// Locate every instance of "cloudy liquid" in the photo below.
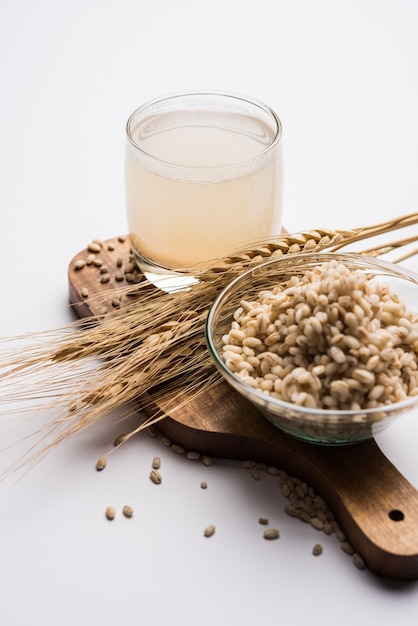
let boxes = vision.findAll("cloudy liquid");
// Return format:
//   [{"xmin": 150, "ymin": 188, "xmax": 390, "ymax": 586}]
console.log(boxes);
[{"xmin": 125, "ymin": 109, "xmax": 283, "ymax": 270}]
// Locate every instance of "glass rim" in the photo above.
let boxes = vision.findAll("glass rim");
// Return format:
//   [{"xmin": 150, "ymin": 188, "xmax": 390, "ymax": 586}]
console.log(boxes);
[{"xmin": 125, "ymin": 89, "xmax": 282, "ymax": 174}]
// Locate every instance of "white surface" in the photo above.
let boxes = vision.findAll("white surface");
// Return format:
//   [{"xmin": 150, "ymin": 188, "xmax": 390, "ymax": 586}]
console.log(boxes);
[{"xmin": 1, "ymin": 1, "xmax": 418, "ymax": 624}]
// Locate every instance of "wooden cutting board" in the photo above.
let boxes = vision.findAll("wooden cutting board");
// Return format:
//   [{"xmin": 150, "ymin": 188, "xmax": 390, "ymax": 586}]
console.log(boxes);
[{"xmin": 68, "ymin": 235, "xmax": 418, "ymax": 581}]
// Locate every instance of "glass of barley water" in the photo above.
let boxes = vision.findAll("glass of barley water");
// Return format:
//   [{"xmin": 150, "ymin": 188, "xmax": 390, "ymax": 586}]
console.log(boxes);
[{"xmin": 125, "ymin": 91, "xmax": 283, "ymax": 289}]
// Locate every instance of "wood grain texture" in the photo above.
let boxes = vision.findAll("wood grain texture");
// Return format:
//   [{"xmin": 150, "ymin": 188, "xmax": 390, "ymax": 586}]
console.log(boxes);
[{"xmin": 68, "ymin": 235, "xmax": 418, "ymax": 580}]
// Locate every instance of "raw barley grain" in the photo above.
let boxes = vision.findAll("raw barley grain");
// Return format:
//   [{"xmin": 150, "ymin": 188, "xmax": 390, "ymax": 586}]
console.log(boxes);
[
  {"xmin": 105, "ymin": 506, "xmax": 116, "ymax": 521},
  {"xmin": 263, "ymin": 529, "xmax": 280, "ymax": 540},
  {"xmin": 250, "ymin": 467, "xmax": 261, "ymax": 480},
  {"xmin": 186, "ymin": 451, "xmax": 200, "ymax": 460},
  {"xmin": 221, "ymin": 259, "xmax": 418, "ymax": 410},
  {"xmin": 95, "ymin": 456, "xmax": 107, "ymax": 471},
  {"xmin": 204, "ymin": 525, "xmax": 216, "ymax": 537},
  {"xmin": 150, "ymin": 469, "xmax": 162, "ymax": 484},
  {"xmin": 87, "ymin": 242, "xmax": 101, "ymax": 253},
  {"xmin": 312, "ymin": 544, "xmax": 323, "ymax": 556},
  {"xmin": 122, "ymin": 505, "xmax": 134, "ymax": 518},
  {"xmin": 113, "ymin": 433, "xmax": 127, "ymax": 447},
  {"xmin": 341, "ymin": 541, "xmax": 355, "ymax": 555},
  {"xmin": 310, "ymin": 516, "xmax": 324, "ymax": 531},
  {"xmin": 152, "ymin": 456, "xmax": 161, "ymax": 469},
  {"xmin": 353, "ymin": 553, "xmax": 366, "ymax": 570}
]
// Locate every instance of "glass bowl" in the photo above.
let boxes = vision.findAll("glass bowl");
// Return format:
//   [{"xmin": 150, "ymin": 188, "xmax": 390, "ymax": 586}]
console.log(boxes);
[{"xmin": 205, "ymin": 252, "xmax": 418, "ymax": 445}]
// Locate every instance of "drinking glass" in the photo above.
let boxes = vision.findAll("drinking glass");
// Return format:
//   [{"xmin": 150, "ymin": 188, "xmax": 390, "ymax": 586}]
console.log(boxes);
[{"xmin": 125, "ymin": 91, "xmax": 283, "ymax": 288}]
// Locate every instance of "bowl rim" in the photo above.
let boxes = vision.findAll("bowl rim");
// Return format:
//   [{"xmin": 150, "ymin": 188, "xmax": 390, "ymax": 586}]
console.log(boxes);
[{"xmin": 205, "ymin": 251, "xmax": 418, "ymax": 422}]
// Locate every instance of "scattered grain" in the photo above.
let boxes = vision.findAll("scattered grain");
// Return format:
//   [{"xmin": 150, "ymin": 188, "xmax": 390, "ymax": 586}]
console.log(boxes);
[
  {"xmin": 202, "ymin": 455, "xmax": 213, "ymax": 467},
  {"xmin": 74, "ymin": 259, "xmax": 86, "ymax": 270},
  {"xmin": 258, "ymin": 517, "xmax": 269, "ymax": 525},
  {"xmin": 122, "ymin": 505, "xmax": 134, "ymax": 518},
  {"xmin": 100, "ymin": 274, "xmax": 111, "ymax": 284},
  {"xmin": 263, "ymin": 528, "xmax": 280, "ymax": 540},
  {"xmin": 87, "ymin": 242, "xmax": 101, "ymax": 253},
  {"xmin": 312, "ymin": 543, "xmax": 323, "ymax": 556},
  {"xmin": 160, "ymin": 436, "xmax": 172, "ymax": 447},
  {"xmin": 152, "ymin": 456, "xmax": 161, "ymax": 469},
  {"xmin": 200, "ymin": 481, "xmax": 208, "ymax": 489},
  {"xmin": 204, "ymin": 525, "xmax": 216, "ymax": 537},
  {"xmin": 81, "ymin": 287, "xmax": 89, "ymax": 298},
  {"xmin": 171, "ymin": 443, "xmax": 185, "ymax": 455},
  {"xmin": 150, "ymin": 469, "xmax": 162, "ymax": 484},
  {"xmin": 105, "ymin": 506, "xmax": 116, "ymax": 521},
  {"xmin": 124, "ymin": 262, "xmax": 135, "ymax": 274},
  {"xmin": 341, "ymin": 542, "xmax": 355, "ymax": 555},
  {"xmin": 353, "ymin": 553, "xmax": 366, "ymax": 570},
  {"xmin": 250, "ymin": 467, "xmax": 261, "ymax": 480},
  {"xmin": 186, "ymin": 450, "xmax": 200, "ymax": 461}
]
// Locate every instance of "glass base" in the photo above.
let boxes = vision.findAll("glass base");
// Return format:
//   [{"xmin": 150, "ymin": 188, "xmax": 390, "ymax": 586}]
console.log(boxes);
[{"xmin": 132, "ymin": 250, "xmax": 199, "ymax": 293}]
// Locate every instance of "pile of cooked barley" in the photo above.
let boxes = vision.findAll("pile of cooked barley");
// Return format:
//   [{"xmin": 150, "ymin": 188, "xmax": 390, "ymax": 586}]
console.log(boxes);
[{"xmin": 221, "ymin": 259, "xmax": 418, "ymax": 410}]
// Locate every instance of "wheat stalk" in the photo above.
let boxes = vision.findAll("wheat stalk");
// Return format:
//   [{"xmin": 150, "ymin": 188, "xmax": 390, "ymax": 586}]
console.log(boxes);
[{"xmin": 0, "ymin": 212, "xmax": 417, "ymax": 472}]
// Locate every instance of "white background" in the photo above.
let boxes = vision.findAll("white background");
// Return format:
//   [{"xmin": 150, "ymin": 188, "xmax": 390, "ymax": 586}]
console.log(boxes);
[{"xmin": 1, "ymin": 1, "xmax": 418, "ymax": 624}]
